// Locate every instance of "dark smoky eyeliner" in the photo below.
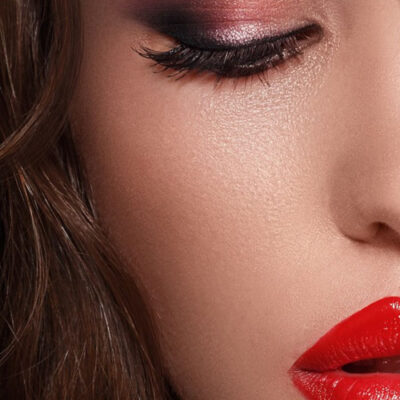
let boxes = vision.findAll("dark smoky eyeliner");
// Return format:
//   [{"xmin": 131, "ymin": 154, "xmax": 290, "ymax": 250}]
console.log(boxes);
[{"xmin": 133, "ymin": 12, "xmax": 323, "ymax": 83}]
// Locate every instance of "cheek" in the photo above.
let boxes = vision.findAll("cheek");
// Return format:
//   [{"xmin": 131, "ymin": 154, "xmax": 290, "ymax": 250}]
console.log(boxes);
[
  {"xmin": 70, "ymin": 7, "xmax": 344, "ymax": 398},
  {"xmin": 71, "ymin": 82, "xmax": 329, "ymax": 400}
]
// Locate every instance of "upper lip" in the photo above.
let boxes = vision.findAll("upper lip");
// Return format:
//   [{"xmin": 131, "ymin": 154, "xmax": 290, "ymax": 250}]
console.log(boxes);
[{"xmin": 291, "ymin": 296, "xmax": 400, "ymax": 373}]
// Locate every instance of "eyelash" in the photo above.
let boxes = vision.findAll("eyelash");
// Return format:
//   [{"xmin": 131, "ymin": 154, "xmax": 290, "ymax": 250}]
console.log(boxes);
[{"xmin": 134, "ymin": 23, "xmax": 323, "ymax": 86}]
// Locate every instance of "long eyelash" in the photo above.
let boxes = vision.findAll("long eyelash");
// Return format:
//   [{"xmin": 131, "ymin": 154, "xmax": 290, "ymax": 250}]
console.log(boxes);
[{"xmin": 134, "ymin": 23, "xmax": 323, "ymax": 87}]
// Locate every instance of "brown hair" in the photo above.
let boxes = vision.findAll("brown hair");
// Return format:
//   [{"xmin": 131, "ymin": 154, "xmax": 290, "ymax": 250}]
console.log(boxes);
[{"xmin": 0, "ymin": 1, "xmax": 175, "ymax": 398}]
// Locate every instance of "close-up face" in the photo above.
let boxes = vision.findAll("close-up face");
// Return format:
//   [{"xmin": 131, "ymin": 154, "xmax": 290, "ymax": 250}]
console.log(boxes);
[{"xmin": 71, "ymin": 1, "xmax": 400, "ymax": 399}]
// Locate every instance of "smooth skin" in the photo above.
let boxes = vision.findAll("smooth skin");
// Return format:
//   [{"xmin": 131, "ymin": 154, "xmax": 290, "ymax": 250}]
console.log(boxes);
[{"xmin": 71, "ymin": 1, "xmax": 400, "ymax": 399}]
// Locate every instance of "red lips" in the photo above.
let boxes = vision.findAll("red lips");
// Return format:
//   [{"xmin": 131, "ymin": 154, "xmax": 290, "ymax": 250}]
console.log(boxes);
[{"xmin": 290, "ymin": 297, "xmax": 400, "ymax": 400}]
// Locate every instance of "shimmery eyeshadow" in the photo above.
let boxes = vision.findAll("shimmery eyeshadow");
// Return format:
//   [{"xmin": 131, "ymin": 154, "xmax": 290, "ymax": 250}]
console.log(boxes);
[{"xmin": 129, "ymin": 0, "xmax": 323, "ymax": 47}]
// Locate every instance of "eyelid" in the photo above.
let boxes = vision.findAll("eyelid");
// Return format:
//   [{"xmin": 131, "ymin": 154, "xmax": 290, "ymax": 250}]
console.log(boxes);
[
  {"xmin": 168, "ymin": 22, "xmax": 324, "ymax": 51},
  {"xmin": 134, "ymin": 23, "xmax": 323, "ymax": 84},
  {"xmin": 133, "ymin": 0, "xmax": 323, "ymax": 37}
]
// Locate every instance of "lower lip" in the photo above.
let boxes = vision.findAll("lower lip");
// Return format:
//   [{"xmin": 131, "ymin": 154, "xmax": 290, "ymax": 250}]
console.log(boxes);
[
  {"xmin": 290, "ymin": 297, "xmax": 400, "ymax": 400},
  {"xmin": 290, "ymin": 369, "xmax": 400, "ymax": 400}
]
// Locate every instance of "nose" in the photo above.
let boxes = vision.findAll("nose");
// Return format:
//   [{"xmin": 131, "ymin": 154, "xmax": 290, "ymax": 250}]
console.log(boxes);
[
  {"xmin": 330, "ymin": 6, "xmax": 400, "ymax": 247},
  {"xmin": 331, "ymin": 150, "xmax": 400, "ymax": 246}
]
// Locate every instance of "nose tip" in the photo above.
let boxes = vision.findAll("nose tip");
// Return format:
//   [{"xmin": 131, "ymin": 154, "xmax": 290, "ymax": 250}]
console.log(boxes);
[{"xmin": 331, "ymin": 159, "xmax": 400, "ymax": 247}]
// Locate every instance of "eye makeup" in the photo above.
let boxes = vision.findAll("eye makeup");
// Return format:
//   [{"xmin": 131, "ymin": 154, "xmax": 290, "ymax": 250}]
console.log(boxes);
[
  {"xmin": 135, "ymin": 24, "xmax": 322, "ymax": 81},
  {"xmin": 130, "ymin": 0, "xmax": 324, "ymax": 47},
  {"xmin": 127, "ymin": 0, "xmax": 327, "ymax": 83}
]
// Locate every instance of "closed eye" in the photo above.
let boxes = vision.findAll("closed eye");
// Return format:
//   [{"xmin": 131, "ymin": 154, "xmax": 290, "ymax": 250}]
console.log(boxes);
[{"xmin": 134, "ymin": 23, "xmax": 324, "ymax": 86}]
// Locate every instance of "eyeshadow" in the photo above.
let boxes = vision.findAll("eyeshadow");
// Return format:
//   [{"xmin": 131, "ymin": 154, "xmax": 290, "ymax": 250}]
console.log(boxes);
[
  {"xmin": 129, "ymin": 0, "xmax": 323, "ymax": 47},
  {"xmin": 134, "ymin": 1, "xmax": 208, "ymax": 45}
]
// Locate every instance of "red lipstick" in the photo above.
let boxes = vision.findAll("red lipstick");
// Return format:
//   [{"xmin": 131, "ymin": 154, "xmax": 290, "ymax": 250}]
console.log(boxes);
[{"xmin": 290, "ymin": 297, "xmax": 400, "ymax": 400}]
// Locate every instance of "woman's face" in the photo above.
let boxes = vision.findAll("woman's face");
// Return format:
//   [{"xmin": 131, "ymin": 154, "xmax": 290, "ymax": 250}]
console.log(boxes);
[{"xmin": 71, "ymin": 1, "xmax": 400, "ymax": 399}]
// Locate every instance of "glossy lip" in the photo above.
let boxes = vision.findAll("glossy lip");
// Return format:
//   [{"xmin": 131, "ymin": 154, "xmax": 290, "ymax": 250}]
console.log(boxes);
[{"xmin": 290, "ymin": 297, "xmax": 400, "ymax": 400}]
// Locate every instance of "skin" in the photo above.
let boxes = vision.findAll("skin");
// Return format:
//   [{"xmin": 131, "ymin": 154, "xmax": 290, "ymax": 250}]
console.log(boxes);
[{"xmin": 71, "ymin": 1, "xmax": 400, "ymax": 399}]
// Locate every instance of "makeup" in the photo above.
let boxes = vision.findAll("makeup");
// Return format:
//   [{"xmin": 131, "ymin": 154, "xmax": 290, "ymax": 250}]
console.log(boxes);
[
  {"xmin": 129, "ymin": 0, "xmax": 324, "ymax": 48},
  {"xmin": 128, "ymin": 0, "xmax": 325, "ymax": 81},
  {"xmin": 290, "ymin": 297, "xmax": 400, "ymax": 400},
  {"xmin": 135, "ymin": 23, "xmax": 322, "ymax": 80}
]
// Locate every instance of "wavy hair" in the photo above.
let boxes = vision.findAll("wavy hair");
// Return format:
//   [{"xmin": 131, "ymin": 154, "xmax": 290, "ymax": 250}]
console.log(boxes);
[{"xmin": 0, "ymin": 1, "xmax": 175, "ymax": 398}]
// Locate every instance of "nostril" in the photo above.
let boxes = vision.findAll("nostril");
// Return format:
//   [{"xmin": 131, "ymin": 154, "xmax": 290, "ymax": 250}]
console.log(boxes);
[
  {"xmin": 342, "ymin": 222, "xmax": 383, "ymax": 245},
  {"xmin": 371, "ymin": 222, "xmax": 400, "ymax": 248},
  {"xmin": 373, "ymin": 222, "xmax": 386, "ymax": 237}
]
